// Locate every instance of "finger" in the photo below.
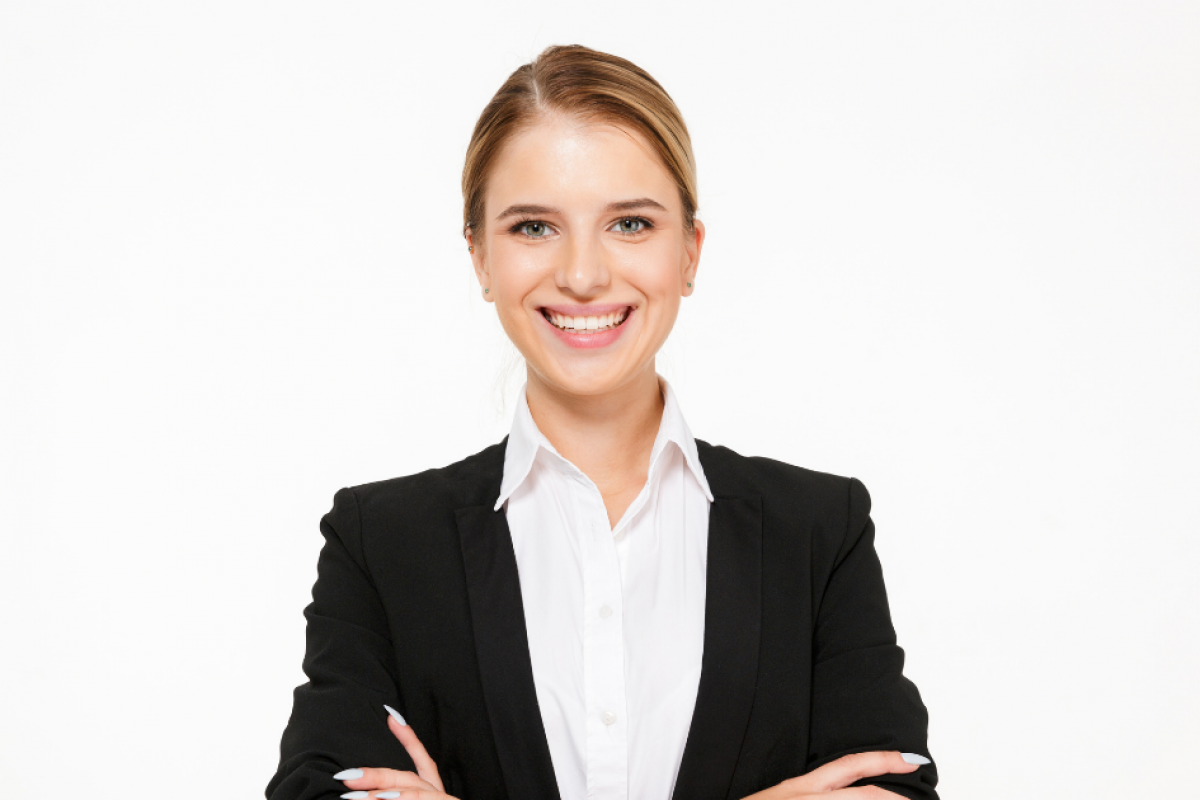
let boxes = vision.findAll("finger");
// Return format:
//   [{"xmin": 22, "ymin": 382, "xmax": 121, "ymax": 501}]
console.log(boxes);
[
  {"xmin": 822, "ymin": 787, "xmax": 909, "ymax": 799},
  {"xmin": 800, "ymin": 751, "xmax": 921, "ymax": 793},
  {"xmin": 736, "ymin": 783, "xmax": 797, "ymax": 800},
  {"xmin": 336, "ymin": 767, "xmax": 436, "ymax": 792},
  {"xmin": 384, "ymin": 706, "xmax": 444, "ymax": 792}
]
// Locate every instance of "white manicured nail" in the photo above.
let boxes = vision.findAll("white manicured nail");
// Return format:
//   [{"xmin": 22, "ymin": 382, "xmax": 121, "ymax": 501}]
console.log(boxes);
[
  {"xmin": 378, "ymin": 794, "xmax": 402, "ymax": 799},
  {"xmin": 901, "ymin": 752, "xmax": 931, "ymax": 765},
  {"xmin": 341, "ymin": 793, "xmax": 369, "ymax": 799},
  {"xmin": 333, "ymin": 769, "xmax": 364, "ymax": 780},
  {"xmin": 384, "ymin": 704, "xmax": 407, "ymax": 726}
]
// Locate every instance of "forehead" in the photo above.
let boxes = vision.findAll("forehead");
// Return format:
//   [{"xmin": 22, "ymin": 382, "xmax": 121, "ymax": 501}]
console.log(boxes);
[{"xmin": 485, "ymin": 114, "xmax": 678, "ymax": 212}]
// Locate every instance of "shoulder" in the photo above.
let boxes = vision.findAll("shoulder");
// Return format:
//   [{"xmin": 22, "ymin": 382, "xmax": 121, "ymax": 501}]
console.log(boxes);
[
  {"xmin": 696, "ymin": 439, "xmax": 873, "ymax": 565},
  {"xmin": 346, "ymin": 438, "xmax": 507, "ymax": 520},
  {"xmin": 696, "ymin": 438, "xmax": 870, "ymax": 516},
  {"xmin": 320, "ymin": 439, "xmax": 507, "ymax": 546}
]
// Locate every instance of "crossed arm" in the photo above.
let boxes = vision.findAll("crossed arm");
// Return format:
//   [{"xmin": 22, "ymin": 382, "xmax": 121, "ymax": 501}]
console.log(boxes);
[
  {"xmin": 267, "ymin": 480, "xmax": 938, "ymax": 800},
  {"xmin": 334, "ymin": 712, "xmax": 927, "ymax": 799}
]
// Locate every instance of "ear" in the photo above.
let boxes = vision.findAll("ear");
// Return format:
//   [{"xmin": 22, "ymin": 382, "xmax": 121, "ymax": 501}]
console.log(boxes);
[
  {"xmin": 682, "ymin": 218, "xmax": 705, "ymax": 297},
  {"xmin": 466, "ymin": 229, "xmax": 493, "ymax": 303}
]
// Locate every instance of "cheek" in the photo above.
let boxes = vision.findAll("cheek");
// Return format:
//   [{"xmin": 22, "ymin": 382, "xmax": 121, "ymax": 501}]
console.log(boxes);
[
  {"xmin": 647, "ymin": 295, "xmax": 682, "ymax": 336},
  {"xmin": 488, "ymin": 243, "xmax": 551, "ymax": 330},
  {"xmin": 613, "ymin": 239, "xmax": 684, "ymax": 297},
  {"xmin": 489, "ymin": 240, "xmax": 545, "ymax": 292}
]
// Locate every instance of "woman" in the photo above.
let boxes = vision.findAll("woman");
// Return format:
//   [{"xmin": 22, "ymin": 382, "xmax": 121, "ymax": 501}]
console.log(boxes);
[{"xmin": 266, "ymin": 45, "xmax": 937, "ymax": 800}]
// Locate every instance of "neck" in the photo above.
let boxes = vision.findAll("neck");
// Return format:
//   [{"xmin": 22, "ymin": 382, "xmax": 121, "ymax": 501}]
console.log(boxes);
[{"xmin": 524, "ymin": 363, "xmax": 664, "ymax": 495}]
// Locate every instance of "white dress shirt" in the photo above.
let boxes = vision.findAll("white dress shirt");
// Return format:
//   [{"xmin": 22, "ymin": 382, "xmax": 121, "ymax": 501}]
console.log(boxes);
[{"xmin": 495, "ymin": 375, "xmax": 714, "ymax": 800}]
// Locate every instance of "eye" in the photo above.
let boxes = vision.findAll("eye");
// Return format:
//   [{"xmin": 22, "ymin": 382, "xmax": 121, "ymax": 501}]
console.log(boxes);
[
  {"xmin": 513, "ymin": 220, "xmax": 553, "ymax": 238},
  {"xmin": 610, "ymin": 217, "xmax": 652, "ymax": 235}
]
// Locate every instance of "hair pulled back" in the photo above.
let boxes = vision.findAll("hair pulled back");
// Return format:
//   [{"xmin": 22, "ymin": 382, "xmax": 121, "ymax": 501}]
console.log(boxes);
[{"xmin": 462, "ymin": 44, "xmax": 698, "ymax": 237}]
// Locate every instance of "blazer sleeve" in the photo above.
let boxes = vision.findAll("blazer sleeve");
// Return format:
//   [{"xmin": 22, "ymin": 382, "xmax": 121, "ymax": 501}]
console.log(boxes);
[
  {"xmin": 265, "ymin": 487, "xmax": 417, "ymax": 800},
  {"xmin": 807, "ymin": 478, "xmax": 939, "ymax": 800}
]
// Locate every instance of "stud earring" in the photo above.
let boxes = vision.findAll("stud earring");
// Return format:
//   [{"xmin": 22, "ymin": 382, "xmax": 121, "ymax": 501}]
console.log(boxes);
[
  {"xmin": 484, "ymin": 288, "xmax": 489, "ymax": 294},
  {"xmin": 687, "ymin": 282, "xmax": 692, "ymax": 287},
  {"xmin": 469, "ymin": 246, "xmax": 474, "ymax": 253}
]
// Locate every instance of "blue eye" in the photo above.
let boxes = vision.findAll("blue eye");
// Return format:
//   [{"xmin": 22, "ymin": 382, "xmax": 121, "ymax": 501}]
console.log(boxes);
[{"xmin": 611, "ymin": 217, "xmax": 650, "ymax": 234}]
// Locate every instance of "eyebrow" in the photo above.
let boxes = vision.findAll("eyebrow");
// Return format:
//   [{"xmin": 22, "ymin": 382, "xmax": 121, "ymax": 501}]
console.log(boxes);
[
  {"xmin": 606, "ymin": 197, "xmax": 667, "ymax": 213},
  {"xmin": 494, "ymin": 197, "xmax": 667, "ymax": 221},
  {"xmin": 495, "ymin": 204, "xmax": 557, "ymax": 221}
]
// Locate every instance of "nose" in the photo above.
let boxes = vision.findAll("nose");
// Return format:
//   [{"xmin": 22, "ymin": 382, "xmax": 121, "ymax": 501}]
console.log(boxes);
[{"xmin": 555, "ymin": 231, "xmax": 610, "ymax": 297}]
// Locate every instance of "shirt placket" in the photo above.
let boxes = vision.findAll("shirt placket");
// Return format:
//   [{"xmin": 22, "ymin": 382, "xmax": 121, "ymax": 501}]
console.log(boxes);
[{"xmin": 570, "ymin": 468, "xmax": 628, "ymax": 800}]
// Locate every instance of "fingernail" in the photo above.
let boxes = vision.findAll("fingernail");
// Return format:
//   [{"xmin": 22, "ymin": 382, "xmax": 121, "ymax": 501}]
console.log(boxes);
[
  {"xmin": 377, "ymin": 794, "xmax": 401, "ymax": 799},
  {"xmin": 340, "ymin": 793, "xmax": 369, "ymax": 799},
  {"xmin": 901, "ymin": 752, "xmax": 931, "ymax": 765},
  {"xmin": 384, "ymin": 704, "xmax": 407, "ymax": 726},
  {"xmin": 333, "ymin": 768, "xmax": 364, "ymax": 780}
]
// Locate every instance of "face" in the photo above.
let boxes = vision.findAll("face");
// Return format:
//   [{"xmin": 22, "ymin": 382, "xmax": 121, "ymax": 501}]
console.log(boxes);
[{"xmin": 468, "ymin": 114, "xmax": 704, "ymax": 399}]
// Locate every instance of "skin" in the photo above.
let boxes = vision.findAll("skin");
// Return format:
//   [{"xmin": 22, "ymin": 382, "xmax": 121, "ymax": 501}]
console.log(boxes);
[
  {"xmin": 338, "ymin": 113, "xmax": 918, "ymax": 798},
  {"xmin": 335, "ymin": 715, "xmax": 921, "ymax": 799},
  {"xmin": 469, "ymin": 112, "xmax": 703, "ymax": 527}
]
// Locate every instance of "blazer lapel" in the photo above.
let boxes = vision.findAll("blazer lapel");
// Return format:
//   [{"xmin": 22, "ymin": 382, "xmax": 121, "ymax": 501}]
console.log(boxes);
[
  {"xmin": 455, "ymin": 439, "xmax": 561, "ymax": 800},
  {"xmin": 454, "ymin": 436, "xmax": 761, "ymax": 800},
  {"xmin": 672, "ymin": 441, "xmax": 764, "ymax": 800}
]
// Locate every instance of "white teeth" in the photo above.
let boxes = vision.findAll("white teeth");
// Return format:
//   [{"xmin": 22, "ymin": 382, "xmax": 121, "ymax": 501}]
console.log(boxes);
[{"xmin": 544, "ymin": 308, "xmax": 630, "ymax": 332}]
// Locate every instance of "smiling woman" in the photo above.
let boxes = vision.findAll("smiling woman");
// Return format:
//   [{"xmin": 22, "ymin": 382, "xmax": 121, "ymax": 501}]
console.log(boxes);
[
  {"xmin": 266, "ymin": 45, "xmax": 938, "ymax": 800},
  {"xmin": 471, "ymin": 111, "xmax": 700, "ymax": 403}
]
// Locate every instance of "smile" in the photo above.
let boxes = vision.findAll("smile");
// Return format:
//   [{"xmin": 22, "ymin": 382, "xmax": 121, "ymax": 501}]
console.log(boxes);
[{"xmin": 540, "ymin": 306, "xmax": 631, "ymax": 333}]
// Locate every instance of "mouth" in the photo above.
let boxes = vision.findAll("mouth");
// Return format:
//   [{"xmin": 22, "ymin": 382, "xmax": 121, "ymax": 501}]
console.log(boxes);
[{"xmin": 539, "ymin": 306, "xmax": 632, "ymax": 334}]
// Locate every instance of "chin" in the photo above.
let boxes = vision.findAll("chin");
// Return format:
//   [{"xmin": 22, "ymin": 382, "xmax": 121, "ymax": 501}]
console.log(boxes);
[{"xmin": 532, "ymin": 355, "xmax": 653, "ymax": 398}]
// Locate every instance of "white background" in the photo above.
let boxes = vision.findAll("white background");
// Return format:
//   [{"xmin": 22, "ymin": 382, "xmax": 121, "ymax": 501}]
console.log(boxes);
[{"xmin": 2, "ymin": 2, "xmax": 1197, "ymax": 798}]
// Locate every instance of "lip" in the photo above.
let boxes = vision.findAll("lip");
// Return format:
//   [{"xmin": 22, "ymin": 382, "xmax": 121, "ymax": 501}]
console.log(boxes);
[
  {"xmin": 539, "ymin": 302, "xmax": 631, "ymax": 316},
  {"xmin": 537, "ymin": 303, "xmax": 635, "ymax": 350}
]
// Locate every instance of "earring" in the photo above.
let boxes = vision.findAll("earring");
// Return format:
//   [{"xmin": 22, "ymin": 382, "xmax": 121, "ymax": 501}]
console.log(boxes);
[
  {"xmin": 469, "ymin": 246, "xmax": 474, "ymax": 253},
  {"xmin": 687, "ymin": 282, "xmax": 692, "ymax": 287},
  {"xmin": 484, "ymin": 288, "xmax": 489, "ymax": 294}
]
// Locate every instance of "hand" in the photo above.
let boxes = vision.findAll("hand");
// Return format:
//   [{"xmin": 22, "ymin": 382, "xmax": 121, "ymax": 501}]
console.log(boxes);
[
  {"xmin": 333, "ymin": 705, "xmax": 460, "ymax": 800},
  {"xmin": 740, "ymin": 751, "xmax": 927, "ymax": 799}
]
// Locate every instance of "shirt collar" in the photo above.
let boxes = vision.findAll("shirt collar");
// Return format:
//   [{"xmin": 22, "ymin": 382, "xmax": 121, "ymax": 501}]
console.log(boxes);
[{"xmin": 494, "ymin": 375, "xmax": 714, "ymax": 511}]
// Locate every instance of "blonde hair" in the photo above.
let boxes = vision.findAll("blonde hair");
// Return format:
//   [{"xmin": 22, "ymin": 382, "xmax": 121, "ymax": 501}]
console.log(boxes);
[{"xmin": 462, "ymin": 44, "xmax": 698, "ymax": 237}]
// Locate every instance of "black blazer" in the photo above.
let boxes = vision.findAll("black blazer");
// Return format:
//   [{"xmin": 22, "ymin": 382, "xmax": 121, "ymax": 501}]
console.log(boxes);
[{"xmin": 266, "ymin": 438, "xmax": 938, "ymax": 800}]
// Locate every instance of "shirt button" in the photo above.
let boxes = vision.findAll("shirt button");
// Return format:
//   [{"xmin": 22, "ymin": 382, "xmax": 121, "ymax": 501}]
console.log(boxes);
[
  {"xmin": 599, "ymin": 605, "xmax": 612, "ymax": 619},
  {"xmin": 601, "ymin": 711, "xmax": 617, "ymax": 726}
]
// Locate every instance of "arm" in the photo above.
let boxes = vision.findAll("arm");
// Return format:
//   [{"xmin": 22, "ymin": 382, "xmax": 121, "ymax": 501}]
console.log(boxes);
[
  {"xmin": 266, "ymin": 487, "xmax": 417, "ymax": 800},
  {"xmin": 805, "ymin": 478, "xmax": 938, "ymax": 800}
]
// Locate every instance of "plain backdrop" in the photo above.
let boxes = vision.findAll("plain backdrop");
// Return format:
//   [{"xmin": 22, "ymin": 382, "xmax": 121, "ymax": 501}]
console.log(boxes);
[{"xmin": 2, "ymin": 2, "xmax": 1197, "ymax": 798}]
